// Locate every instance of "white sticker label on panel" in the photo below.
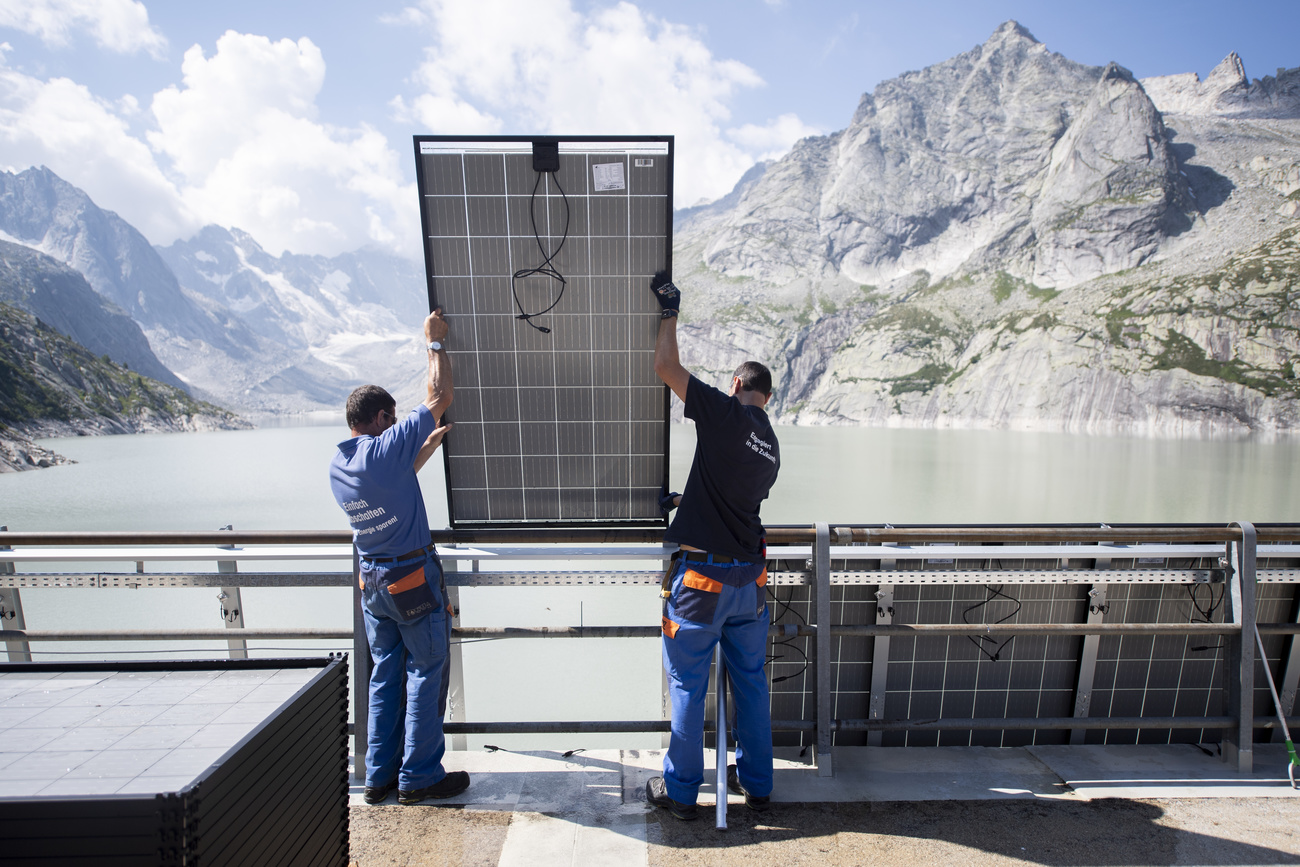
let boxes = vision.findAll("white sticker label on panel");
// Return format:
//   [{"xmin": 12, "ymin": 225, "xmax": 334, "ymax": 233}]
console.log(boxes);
[
  {"xmin": 592, "ymin": 162, "xmax": 626, "ymax": 192},
  {"xmin": 634, "ymin": 158, "xmax": 654, "ymax": 167}
]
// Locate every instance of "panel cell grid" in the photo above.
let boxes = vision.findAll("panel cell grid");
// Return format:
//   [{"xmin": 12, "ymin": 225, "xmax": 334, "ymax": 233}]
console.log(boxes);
[
  {"xmin": 415, "ymin": 137, "xmax": 673, "ymax": 527},
  {"xmin": 881, "ymin": 583, "xmax": 1086, "ymax": 747}
]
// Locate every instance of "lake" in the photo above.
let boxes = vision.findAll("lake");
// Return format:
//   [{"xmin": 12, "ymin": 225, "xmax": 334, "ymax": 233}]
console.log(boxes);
[{"xmin": 3, "ymin": 421, "xmax": 1297, "ymax": 749}]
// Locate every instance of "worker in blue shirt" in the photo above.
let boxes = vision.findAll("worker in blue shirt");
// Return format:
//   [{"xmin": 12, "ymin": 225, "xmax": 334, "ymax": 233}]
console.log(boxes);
[
  {"xmin": 645, "ymin": 273, "xmax": 781, "ymax": 820},
  {"xmin": 328, "ymin": 308, "xmax": 469, "ymax": 805}
]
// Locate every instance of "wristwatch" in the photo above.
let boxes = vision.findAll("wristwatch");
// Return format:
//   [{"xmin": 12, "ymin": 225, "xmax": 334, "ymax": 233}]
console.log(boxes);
[{"xmin": 427, "ymin": 340, "xmax": 442, "ymax": 351}]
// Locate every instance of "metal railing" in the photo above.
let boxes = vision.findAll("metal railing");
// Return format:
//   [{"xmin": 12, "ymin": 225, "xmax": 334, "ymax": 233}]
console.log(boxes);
[{"xmin": 3, "ymin": 523, "xmax": 1300, "ymax": 780}]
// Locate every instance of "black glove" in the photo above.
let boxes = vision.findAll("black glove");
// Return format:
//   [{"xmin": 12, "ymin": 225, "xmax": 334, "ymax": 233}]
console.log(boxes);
[
  {"xmin": 650, "ymin": 270, "xmax": 680, "ymax": 313},
  {"xmin": 659, "ymin": 490, "xmax": 681, "ymax": 514}
]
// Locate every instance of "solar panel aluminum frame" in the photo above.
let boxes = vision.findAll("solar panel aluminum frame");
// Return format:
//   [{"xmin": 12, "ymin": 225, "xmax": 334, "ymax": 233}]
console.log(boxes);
[{"xmin": 413, "ymin": 135, "xmax": 675, "ymax": 530}]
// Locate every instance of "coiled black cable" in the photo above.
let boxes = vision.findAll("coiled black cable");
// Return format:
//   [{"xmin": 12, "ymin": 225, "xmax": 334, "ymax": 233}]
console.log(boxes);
[{"xmin": 511, "ymin": 171, "xmax": 570, "ymax": 333}]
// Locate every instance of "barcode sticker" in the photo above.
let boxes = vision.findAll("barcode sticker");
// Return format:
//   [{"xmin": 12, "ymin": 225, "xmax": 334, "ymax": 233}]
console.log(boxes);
[{"xmin": 634, "ymin": 158, "xmax": 654, "ymax": 168}]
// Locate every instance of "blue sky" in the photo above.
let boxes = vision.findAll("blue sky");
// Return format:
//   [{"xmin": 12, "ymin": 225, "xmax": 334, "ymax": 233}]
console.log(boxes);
[{"xmin": 1, "ymin": 0, "xmax": 1296, "ymax": 259}]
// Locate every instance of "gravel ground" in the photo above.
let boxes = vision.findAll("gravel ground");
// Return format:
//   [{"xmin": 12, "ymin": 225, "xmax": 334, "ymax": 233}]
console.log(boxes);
[
  {"xmin": 351, "ymin": 797, "xmax": 1300, "ymax": 866},
  {"xmin": 644, "ymin": 798, "xmax": 1300, "ymax": 867}
]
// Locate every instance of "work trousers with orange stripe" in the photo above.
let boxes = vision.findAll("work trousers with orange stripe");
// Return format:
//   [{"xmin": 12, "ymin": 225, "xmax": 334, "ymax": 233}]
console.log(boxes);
[
  {"xmin": 661, "ymin": 558, "xmax": 773, "ymax": 805},
  {"xmin": 359, "ymin": 550, "xmax": 451, "ymax": 792}
]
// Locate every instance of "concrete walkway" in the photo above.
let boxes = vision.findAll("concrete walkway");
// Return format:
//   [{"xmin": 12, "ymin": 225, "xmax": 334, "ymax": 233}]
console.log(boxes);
[{"xmin": 347, "ymin": 744, "xmax": 1300, "ymax": 866}]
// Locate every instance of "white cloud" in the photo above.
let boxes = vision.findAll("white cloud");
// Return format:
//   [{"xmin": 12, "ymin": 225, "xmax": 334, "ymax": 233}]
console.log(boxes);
[
  {"xmin": 148, "ymin": 31, "xmax": 417, "ymax": 257},
  {"xmin": 729, "ymin": 112, "xmax": 821, "ymax": 160},
  {"xmin": 0, "ymin": 0, "xmax": 166, "ymax": 57},
  {"xmin": 392, "ymin": 0, "xmax": 818, "ymax": 206},
  {"xmin": 0, "ymin": 55, "xmax": 197, "ymax": 243}
]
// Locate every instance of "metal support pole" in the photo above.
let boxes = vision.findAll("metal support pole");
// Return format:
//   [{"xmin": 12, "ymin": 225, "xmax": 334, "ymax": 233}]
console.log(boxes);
[
  {"xmin": 217, "ymin": 525, "xmax": 246, "ymax": 660},
  {"xmin": 813, "ymin": 522, "xmax": 833, "ymax": 776},
  {"xmin": 1071, "ymin": 582, "xmax": 1108, "ymax": 745},
  {"xmin": 351, "ymin": 544, "xmax": 368, "ymax": 782},
  {"xmin": 1223, "ymin": 522, "xmax": 1257, "ymax": 773},
  {"xmin": 443, "ymin": 548, "xmax": 467, "ymax": 752},
  {"xmin": 0, "ymin": 527, "xmax": 29, "ymax": 663},
  {"xmin": 867, "ymin": 582, "xmax": 893, "ymax": 747},
  {"xmin": 715, "ymin": 645, "xmax": 728, "ymax": 830}
]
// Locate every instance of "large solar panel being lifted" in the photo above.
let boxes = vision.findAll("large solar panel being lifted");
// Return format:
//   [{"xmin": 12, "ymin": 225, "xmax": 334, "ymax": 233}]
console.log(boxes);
[{"xmin": 414, "ymin": 136, "xmax": 673, "ymax": 528}]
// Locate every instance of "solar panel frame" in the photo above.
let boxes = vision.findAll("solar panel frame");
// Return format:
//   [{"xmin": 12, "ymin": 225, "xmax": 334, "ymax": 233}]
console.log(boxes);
[{"xmin": 414, "ymin": 135, "xmax": 674, "ymax": 530}]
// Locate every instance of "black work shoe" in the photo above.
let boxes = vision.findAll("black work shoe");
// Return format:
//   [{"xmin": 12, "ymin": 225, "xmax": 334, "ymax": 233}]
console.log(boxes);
[
  {"xmin": 398, "ymin": 770, "xmax": 470, "ymax": 805},
  {"xmin": 726, "ymin": 764, "xmax": 771, "ymax": 811},
  {"xmin": 363, "ymin": 778, "xmax": 397, "ymax": 804},
  {"xmin": 646, "ymin": 776, "xmax": 698, "ymax": 821}
]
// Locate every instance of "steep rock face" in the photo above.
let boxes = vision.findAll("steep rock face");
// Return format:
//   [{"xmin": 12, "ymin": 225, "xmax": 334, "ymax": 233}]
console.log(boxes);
[
  {"xmin": 1028, "ymin": 63, "xmax": 1189, "ymax": 286},
  {"xmin": 0, "ymin": 240, "xmax": 182, "ymax": 387},
  {"xmin": 1142, "ymin": 54, "xmax": 1300, "ymax": 118},
  {"xmin": 681, "ymin": 22, "xmax": 1188, "ymax": 302},
  {"xmin": 0, "ymin": 168, "xmax": 220, "ymax": 345},
  {"xmin": 670, "ymin": 21, "xmax": 1300, "ymax": 437}
]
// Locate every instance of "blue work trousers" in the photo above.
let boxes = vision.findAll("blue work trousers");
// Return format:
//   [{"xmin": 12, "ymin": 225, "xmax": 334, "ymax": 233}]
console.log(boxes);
[
  {"xmin": 360, "ymin": 551, "xmax": 451, "ymax": 791},
  {"xmin": 661, "ymin": 559, "xmax": 773, "ymax": 805}
]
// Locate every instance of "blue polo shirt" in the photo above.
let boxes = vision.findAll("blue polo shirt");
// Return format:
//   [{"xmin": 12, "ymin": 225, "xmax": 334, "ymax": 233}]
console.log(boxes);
[{"xmin": 329, "ymin": 404, "xmax": 436, "ymax": 559}]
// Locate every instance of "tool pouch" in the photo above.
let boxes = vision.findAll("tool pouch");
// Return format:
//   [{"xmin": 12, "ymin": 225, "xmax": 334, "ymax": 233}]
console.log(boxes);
[{"xmin": 369, "ymin": 559, "xmax": 439, "ymax": 623}]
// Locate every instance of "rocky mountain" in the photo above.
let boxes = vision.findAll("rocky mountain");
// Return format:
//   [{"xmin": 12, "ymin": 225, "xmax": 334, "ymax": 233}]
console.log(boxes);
[
  {"xmin": 0, "ymin": 301, "xmax": 250, "ymax": 472},
  {"xmin": 154, "ymin": 226, "xmax": 430, "ymax": 412},
  {"xmin": 0, "ymin": 167, "xmax": 432, "ymax": 414},
  {"xmin": 672, "ymin": 21, "xmax": 1300, "ymax": 436},
  {"xmin": 0, "ymin": 240, "xmax": 182, "ymax": 387}
]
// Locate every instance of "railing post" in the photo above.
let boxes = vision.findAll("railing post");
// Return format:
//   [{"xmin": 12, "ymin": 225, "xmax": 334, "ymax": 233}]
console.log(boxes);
[
  {"xmin": 813, "ymin": 522, "xmax": 833, "ymax": 776},
  {"xmin": 1, "ymin": 526, "xmax": 31, "ymax": 663},
  {"xmin": 1071, "ymin": 581, "xmax": 1108, "ymax": 745},
  {"xmin": 352, "ymin": 543, "xmax": 368, "ymax": 781},
  {"xmin": 443, "ymin": 547, "xmax": 467, "ymax": 752},
  {"xmin": 217, "ymin": 525, "xmax": 246, "ymax": 660},
  {"xmin": 867, "ymin": 582, "xmax": 893, "ymax": 748},
  {"xmin": 1223, "ymin": 522, "xmax": 1257, "ymax": 773}
]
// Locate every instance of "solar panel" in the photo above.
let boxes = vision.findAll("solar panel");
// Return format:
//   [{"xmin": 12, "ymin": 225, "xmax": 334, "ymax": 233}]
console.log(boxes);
[{"xmin": 413, "ymin": 136, "xmax": 674, "ymax": 528}]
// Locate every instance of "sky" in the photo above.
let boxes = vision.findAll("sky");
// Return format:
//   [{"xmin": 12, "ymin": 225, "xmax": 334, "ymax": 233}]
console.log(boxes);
[{"xmin": 1, "ymin": 0, "xmax": 1297, "ymax": 261}]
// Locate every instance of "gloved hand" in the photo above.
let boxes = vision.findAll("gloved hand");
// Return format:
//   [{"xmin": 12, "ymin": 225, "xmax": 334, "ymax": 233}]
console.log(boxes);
[
  {"xmin": 650, "ymin": 270, "xmax": 680, "ymax": 314},
  {"xmin": 659, "ymin": 490, "xmax": 681, "ymax": 514}
]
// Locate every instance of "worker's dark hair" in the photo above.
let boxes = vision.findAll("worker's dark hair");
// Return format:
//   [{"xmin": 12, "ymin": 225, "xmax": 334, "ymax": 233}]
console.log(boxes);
[
  {"xmin": 733, "ymin": 361, "xmax": 772, "ymax": 396},
  {"xmin": 346, "ymin": 385, "xmax": 396, "ymax": 430}
]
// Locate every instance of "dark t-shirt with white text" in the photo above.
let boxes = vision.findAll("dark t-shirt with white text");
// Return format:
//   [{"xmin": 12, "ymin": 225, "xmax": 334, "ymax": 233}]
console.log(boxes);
[{"xmin": 664, "ymin": 375, "xmax": 780, "ymax": 562}]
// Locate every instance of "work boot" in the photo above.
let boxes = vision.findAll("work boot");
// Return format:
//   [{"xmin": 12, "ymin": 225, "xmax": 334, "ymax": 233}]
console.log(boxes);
[
  {"xmin": 726, "ymin": 764, "xmax": 771, "ymax": 811},
  {"xmin": 363, "ymin": 779, "xmax": 397, "ymax": 805},
  {"xmin": 646, "ymin": 776, "xmax": 698, "ymax": 820},
  {"xmin": 398, "ymin": 770, "xmax": 470, "ymax": 805}
]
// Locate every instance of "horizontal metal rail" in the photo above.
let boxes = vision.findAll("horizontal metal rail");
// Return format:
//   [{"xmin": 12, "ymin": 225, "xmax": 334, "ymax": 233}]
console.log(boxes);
[
  {"xmin": 3, "ymin": 523, "xmax": 1298, "ymax": 547},
  {"xmin": 439, "ymin": 715, "xmax": 1300, "ymax": 734},
  {"xmin": 15, "ymin": 622, "xmax": 1300, "ymax": 643},
  {"xmin": 8, "ymin": 569, "xmax": 1300, "ymax": 590}
]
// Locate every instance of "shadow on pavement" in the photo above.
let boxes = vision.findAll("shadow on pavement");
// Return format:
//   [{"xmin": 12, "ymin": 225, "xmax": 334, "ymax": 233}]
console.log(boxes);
[{"xmin": 646, "ymin": 798, "xmax": 1300, "ymax": 866}]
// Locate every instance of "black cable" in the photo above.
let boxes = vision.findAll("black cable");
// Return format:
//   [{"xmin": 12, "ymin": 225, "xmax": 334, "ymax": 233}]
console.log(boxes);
[
  {"xmin": 1185, "ymin": 581, "xmax": 1223, "ymax": 623},
  {"xmin": 511, "ymin": 171, "xmax": 570, "ymax": 333},
  {"xmin": 766, "ymin": 584, "xmax": 810, "ymax": 684},
  {"xmin": 963, "ymin": 584, "xmax": 1022, "ymax": 662}
]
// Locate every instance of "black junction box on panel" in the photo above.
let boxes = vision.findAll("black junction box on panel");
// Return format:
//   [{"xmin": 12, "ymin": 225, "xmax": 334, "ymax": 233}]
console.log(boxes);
[{"xmin": 532, "ymin": 140, "xmax": 560, "ymax": 173}]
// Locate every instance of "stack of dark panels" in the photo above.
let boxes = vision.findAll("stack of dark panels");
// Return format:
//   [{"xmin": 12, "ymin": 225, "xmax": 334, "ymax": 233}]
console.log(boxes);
[
  {"xmin": 0, "ymin": 657, "xmax": 348, "ymax": 866},
  {"xmin": 414, "ymin": 135, "xmax": 673, "ymax": 529}
]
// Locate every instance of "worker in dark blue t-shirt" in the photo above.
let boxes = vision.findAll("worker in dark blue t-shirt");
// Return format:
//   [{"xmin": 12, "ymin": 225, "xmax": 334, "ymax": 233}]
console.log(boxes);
[
  {"xmin": 328, "ymin": 308, "xmax": 470, "ymax": 806},
  {"xmin": 644, "ymin": 272, "xmax": 781, "ymax": 821}
]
